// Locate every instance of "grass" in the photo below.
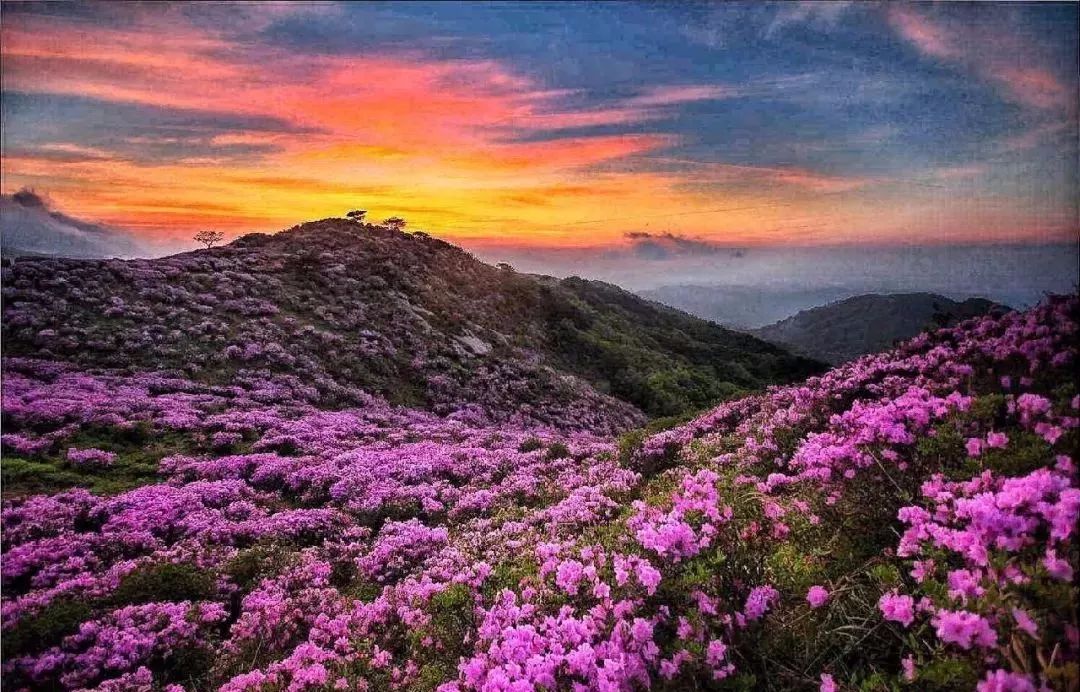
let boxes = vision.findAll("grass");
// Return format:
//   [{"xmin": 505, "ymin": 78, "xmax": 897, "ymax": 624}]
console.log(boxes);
[{"xmin": 1, "ymin": 427, "xmax": 197, "ymax": 498}]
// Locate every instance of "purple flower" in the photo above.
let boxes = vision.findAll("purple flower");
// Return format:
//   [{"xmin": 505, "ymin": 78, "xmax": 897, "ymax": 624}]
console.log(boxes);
[
  {"xmin": 806, "ymin": 585, "xmax": 829, "ymax": 608},
  {"xmin": 878, "ymin": 592, "xmax": 915, "ymax": 627},
  {"xmin": 976, "ymin": 670, "xmax": 1037, "ymax": 692}
]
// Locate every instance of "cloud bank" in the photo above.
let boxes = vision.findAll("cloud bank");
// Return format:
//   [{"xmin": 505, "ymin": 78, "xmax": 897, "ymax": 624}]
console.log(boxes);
[{"xmin": 1, "ymin": 189, "xmax": 170, "ymax": 259}]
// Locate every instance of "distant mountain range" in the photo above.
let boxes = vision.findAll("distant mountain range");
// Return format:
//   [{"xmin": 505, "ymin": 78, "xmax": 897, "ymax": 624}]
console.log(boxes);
[
  {"xmin": 0, "ymin": 189, "xmax": 153, "ymax": 259},
  {"xmin": 750, "ymin": 292, "xmax": 1008, "ymax": 364}
]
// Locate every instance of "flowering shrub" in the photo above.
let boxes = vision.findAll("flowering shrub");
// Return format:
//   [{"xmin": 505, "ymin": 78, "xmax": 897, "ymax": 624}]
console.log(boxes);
[
  {"xmin": 1, "ymin": 290, "xmax": 1076, "ymax": 690},
  {"xmin": 65, "ymin": 447, "xmax": 117, "ymax": 468}
]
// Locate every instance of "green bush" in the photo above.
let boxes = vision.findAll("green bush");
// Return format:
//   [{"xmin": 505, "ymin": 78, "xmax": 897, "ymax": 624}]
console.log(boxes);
[
  {"xmin": 545, "ymin": 442, "xmax": 570, "ymax": 460},
  {"xmin": 3, "ymin": 598, "xmax": 93, "ymax": 658},
  {"xmin": 517, "ymin": 437, "xmax": 543, "ymax": 453},
  {"xmin": 111, "ymin": 562, "xmax": 215, "ymax": 606},
  {"xmin": 223, "ymin": 544, "xmax": 295, "ymax": 592}
]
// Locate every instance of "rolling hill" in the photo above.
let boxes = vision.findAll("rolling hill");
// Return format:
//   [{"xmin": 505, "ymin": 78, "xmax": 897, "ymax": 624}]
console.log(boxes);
[
  {"xmin": 1, "ymin": 217, "xmax": 821, "ymax": 431},
  {"xmin": 751, "ymin": 292, "xmax": 1007, "ymax": 364}
]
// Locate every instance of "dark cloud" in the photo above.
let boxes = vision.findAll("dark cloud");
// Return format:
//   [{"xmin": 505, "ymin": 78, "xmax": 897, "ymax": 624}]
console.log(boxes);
[
  {"xmin": 1, "ymin": 188, "xmax": 167, "ymax": 259},
  {"xmin": 2, "ymin": 92, "xmax": 318, "ymax": 166},
  {"xmin": 623, "ymin": 231, "xmax": 743, "ymax": 260}
]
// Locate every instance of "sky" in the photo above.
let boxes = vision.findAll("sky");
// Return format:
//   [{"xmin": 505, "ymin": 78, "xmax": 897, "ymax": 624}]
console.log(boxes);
[{"xmin": 1, "ymin": 1, "xmax": 1078, "ymax": 254}]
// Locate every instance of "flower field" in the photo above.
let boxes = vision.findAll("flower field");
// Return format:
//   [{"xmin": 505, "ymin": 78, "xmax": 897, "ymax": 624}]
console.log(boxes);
[{"xmin": 2, "ymin": 285, "xmax": 1077, "ymax": 690}]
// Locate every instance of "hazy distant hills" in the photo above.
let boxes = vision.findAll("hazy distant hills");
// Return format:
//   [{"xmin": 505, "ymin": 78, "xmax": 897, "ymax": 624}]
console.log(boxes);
[
  {"xmin": 640, "ymin": 284, "xmax": 858, "ymax": 329},
  {"xmin": 1, "ymin": 217, "xmax": 821, "ymax": 430},
  {"xmin": 0, "ymin": 190, "xmax": 151, "ymax": 259},
  {"xmin": 750, "ymin": 292, "xmax": 1007, "ymax": 364}
]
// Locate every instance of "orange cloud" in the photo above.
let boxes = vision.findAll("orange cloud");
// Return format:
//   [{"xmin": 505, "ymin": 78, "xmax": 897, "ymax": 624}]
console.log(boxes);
[{"xmin": 2, "ymin": 9, "xmax": 730, "ymax": 246}]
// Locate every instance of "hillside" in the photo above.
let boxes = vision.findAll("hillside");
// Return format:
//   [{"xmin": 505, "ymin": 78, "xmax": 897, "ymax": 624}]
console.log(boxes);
[
  {"xmin": 752, "ymin": 292, "xmax": 1006, "ymax": 364},
  {"xmin": 2, "ymin": 291, "xmax": 1075, "ymax": 691},
  {"xmin": 0, "ymin": 218, "xmax": 821, "ymax": 431}
]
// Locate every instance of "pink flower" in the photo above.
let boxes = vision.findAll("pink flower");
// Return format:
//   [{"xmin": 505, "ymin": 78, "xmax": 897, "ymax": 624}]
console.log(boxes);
[
  {"xmin": 743, "ymin": 585, "xmax": 779, "ymax": 621},
  {"xmin": 985, "ymin": 432, "xmax": 1008, "ymax": 448},
  {"xmin": 705, "ymin": 639, "xmax": 727, "ymax": 666},
  {"xmin": 1011, "ymin": 608, "xmax": 1038, "ymax": 639},
  {"xmin": 1043, "ymin": 550, "xmax": 1073, "ymax": 581},
  {"xmin": 635, "ymin": 562, "xmax": 661, "ymax": 595},
  {"xmin": 555, "ymin": 559, "xmax": 584, "ymax": 594},
  {"xmin": 901, "ymin": 655, "xmax": 916, "ymax": 682},
  {"xmin": 820, "ymin": 672, "xmax": 837, "ymax": 692},
  {"xmin": 932, "ymin": 609, "xmax": 998, "ymax": 650},
  {"xmin": 878, "ymin": 592, "xmax": 915, "ymax": 627},
  {"xmin": 806, "ymin": 585, "xmax": 829, "ymax": 608},
  {"xmin": 976, "ymin": 669, "xmax": 1037, "ymax": 692},
  {"xmin": 965, "ymin": 438, "xmax": 984, "ymax": 457}
]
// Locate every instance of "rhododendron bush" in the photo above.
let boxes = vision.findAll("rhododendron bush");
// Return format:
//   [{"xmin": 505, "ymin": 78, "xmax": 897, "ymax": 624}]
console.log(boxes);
[{"xmin": 2, "ymin": 296, "xmax": 1077, "ymax": 691}]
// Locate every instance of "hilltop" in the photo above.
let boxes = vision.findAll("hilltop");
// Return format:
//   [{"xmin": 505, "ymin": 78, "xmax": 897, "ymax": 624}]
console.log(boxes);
[
  {"xmin": 752, "ymin": 292, "xmax": 1007, "ymax": 364},
  {"xmin": 0, "ymin": 218, "xmax": 821, "ymax": 432}
]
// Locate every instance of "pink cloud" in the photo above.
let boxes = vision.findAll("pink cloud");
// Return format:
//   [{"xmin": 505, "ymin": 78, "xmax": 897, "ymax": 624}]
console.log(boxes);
[
  {"xmin": 995, "ymin": 67, "xmax": 1071, "ymax": 110},
  {"xmin": 887, "ymin": 7, "xmax": 959, "ymax": 60},
  {"xmin": 996, "ymin": 121, "xmax": 1073, "ymax": 153},
  {"xmin": 625, "ymin": 84, "xmax": 734, "ymax": 107},
  {"xmin": 887, "ymin": 7, "xmax": 1073, "ymax": 112},
  {"xmin": 688, "ymin": 162, "xmax": 876, "ymax": 193}
]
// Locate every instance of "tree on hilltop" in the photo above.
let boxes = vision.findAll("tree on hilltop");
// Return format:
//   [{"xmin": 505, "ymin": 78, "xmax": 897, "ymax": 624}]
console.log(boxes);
[
  {"xmin": 194, "ymin": 230, "xmax": 225, "ymax": 249},
  {"xmin": 383, "ymin": 217, "xmax": 407, "ymax": 231},
  {"xmin": 346, "ymin": 210, "xmax": 367, "ymax": 222}
]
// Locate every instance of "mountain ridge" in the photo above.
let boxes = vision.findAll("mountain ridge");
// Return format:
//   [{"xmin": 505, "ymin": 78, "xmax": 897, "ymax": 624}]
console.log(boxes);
[{"xmin": 751, "ymin": 292, "xmax": 1007, "ymax": 364}]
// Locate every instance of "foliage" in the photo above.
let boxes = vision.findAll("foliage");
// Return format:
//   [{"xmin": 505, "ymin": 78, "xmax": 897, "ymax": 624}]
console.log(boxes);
[{"xmin": 193, "ymin": 230, "xmax": 225, "ymax": 249}]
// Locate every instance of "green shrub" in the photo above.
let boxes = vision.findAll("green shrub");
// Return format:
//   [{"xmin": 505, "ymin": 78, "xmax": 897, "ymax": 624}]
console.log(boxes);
[
  {"xmin": 545, "ymin": 442, "xmax": 570, "ymax": 460},
  {"xmin": 3, "ymin": 598, "xmax": 93, "ymax": 657},
  {"xmin": 917, "ymin": 657, "xmax": 980, "ymax": 690},
  {"xmin": 111, "ymin": 562, "xmax": 215, "ymax": 606},
  {"xmin": 223, "ymin": 544, "xmax": 295, "ymax": 592},
  {"xmin": 426, "ymin": 584, "xmax": 474, "ymax": 658},
  {"xmin": 517, "ymin": 437, "xmax": 543, "ymax": 453},
  {"xmin": 617, "ymin": 429, "xmax": 646, "ymax": 467}
]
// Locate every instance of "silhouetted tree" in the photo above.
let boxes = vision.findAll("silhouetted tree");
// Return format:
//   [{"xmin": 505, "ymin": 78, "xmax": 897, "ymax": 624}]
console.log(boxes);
[
  {"xmin": 346, "ymin": 209, "xmax": 367, "ymax": 222},
  {"xmin": 383, "ymin": 217, "xmax": 407, "ymax": 231},
  {"xmin": 194, "ymin": 230, "xmax": 225, "ymax": 249}
]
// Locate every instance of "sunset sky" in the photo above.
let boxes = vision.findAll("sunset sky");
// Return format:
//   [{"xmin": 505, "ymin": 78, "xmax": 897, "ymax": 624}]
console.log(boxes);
[{"xmin": 1, "ymin": 1, "xmax": 1077, "ymax": 250}]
